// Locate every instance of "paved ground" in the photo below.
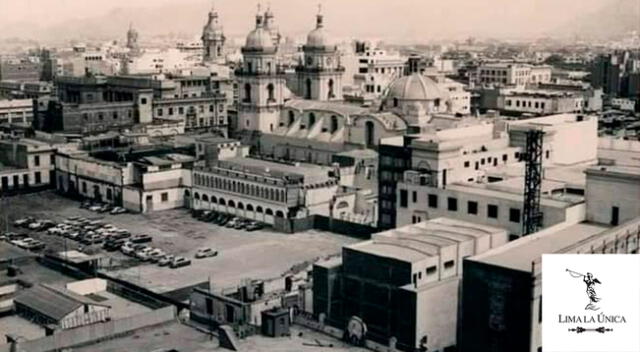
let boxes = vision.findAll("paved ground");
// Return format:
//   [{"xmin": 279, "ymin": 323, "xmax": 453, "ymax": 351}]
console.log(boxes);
[{"xmin": 2, "ymin": 191, "xmax": 360, "ymax": 292}]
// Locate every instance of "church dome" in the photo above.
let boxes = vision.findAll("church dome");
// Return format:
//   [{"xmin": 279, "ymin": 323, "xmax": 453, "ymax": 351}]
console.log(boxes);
[
  {"xmin": 385, "ymin": 73, "xmax": 448, "ymax": 102},
  {"xmin": 245, "ymin": 27, "xmax": 274, "ymax": 50},
  {"xmin": 306, "ymin": 27, "xmax": 333, "ymax": 48},
  {"xmin": 202, "ymin": 11, "xmax": 223, "ymax": 40}
]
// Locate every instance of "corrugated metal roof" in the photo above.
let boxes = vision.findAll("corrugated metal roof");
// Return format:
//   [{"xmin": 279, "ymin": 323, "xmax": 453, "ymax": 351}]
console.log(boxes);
[{"xmin": 14, "ymin": 284, "xmax": 108, "ymax": 321}]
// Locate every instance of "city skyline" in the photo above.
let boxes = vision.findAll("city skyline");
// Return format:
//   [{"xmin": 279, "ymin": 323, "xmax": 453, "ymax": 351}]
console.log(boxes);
[{"xmin": 0, "ymin": 0, "xmax": 638, "ymax": 44}]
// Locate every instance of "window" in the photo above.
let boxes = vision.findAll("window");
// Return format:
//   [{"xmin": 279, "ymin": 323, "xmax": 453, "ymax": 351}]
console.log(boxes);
[
  {"xmin": 444, "ymin": 260, "xmax": 455, "ymax": 269},
  {"xmin": 168, "ymin": 107, "xmax": 173, "ymax": 115},
  {"xmin": 464, "ymin": 161, "xmax": 470, "ymax": 168},
  {"xmin": 488, "ymin": 204, "xmax": 499, "ymax": 219},
  {"xmin": 502, "ymin": 154, "xmax": 508, "ymax": 162},
  {"xmin": 82, "ymin": 182, "xmax": 87, "ymax": 193},
  {"xmin": 157, "ymin": 108, "xmax": 163, "ymax": 116},
  {"xmin": 141, "ymin": 98, "xmax": 147, "ymax": 104},
  {"xmin": 447, "ymin": 197, "xmax": 458, "ymax": 211},
  {"xmin": 161, "ymin": 192, "xmax": 169, "ymax": 202},
  {"xmin": 412, "ymin": 191, "xmax": 417, "ymax": 203},
  {"xmin": 34, "ymin": 172, "xmax": 41, "ymax": 184},
  {"xmin": 34, "ymin": 155, "xmax": 40, "ymax": 166},
  {"xmin": 399, "ymin": 189, "xmax": 408, "ymax": 208},
  {"xmin": 178, "ymin": 107, "xmax": 184, "ymax": 114},
  {"xmin": 467, "ymin": 201, "xmax": 478, "ymax": 215},
  {"xmin": 426, "ymin": 266, "xmax": 437, "ymax": 275},
  {"xmin": 428, "ymin": 194, "xmax": 438, "ymax": 208},
  {"xmin": 510, "ymin": 208, "xmax": 521, "ymax": 223},
  {"xmin": 267, "ymin": 83, "xmax": 275, "ymax": 102}
]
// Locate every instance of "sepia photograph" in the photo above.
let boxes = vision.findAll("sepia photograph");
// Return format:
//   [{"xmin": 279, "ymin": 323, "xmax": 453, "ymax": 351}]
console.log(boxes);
[{"xmin": 0, "ymin": 0, "xmax": 639, "ymax": 351}]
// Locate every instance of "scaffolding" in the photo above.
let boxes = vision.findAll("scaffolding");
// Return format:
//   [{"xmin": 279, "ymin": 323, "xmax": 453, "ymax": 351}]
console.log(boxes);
[{"xmin": 522, "ymin": 129, "xmax": 544, "ymax": 236}]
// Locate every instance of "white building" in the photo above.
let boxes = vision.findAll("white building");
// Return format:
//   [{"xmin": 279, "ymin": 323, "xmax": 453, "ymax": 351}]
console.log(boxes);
[{"xmin": 0, "ymin": 99, "xmax": 33, "ymax": 125}]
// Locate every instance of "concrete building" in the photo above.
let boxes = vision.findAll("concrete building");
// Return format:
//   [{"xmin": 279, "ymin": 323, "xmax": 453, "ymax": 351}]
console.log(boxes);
[
  {"xmin": 0, "ymin": 81, "xmax": 52, "ymax": 100},
  {"xmin": 481, "ymin": 88, "xmax": 589, "ymax": 116},
  {"xmin": 352, "ymin": 42, "xmax": 405, "ymax": 99},
  {"xmin": 0, "ymin": 138, "xmax": 56, "ymax": 194},
  {"xmin": 585, "ymin": 166, "xmax": 640, "ymax": 226},
  {"xmin": 55, "ymin": 144, "xmax": 195, "ymax": 213},
  {"xmin": 472, "ymin": 62, "xmax": 551, "ymax": 88},
  {"xmin": 190, "ymin": 156, "xmax": 339, "ymax": 230},
  {"xmin": 0, "ymin": 57, "xmax": 42, "ymax": 82},
  {"xmin": 388, "ymin": 114, "xmax": 598, "ymax": 237},
  {"xmin": 313, "ymin": 218, "xmax": 507, "ymax": 352},
  {"xmin": 458, "ymin": 216, "xmax": 640, "ymax": 352},
  {"xmin": 0, "ymin": 99, "xmax": 34, "ymax": 125}
]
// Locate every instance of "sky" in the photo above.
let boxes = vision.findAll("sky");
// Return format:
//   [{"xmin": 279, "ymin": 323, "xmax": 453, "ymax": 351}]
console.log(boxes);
[{"xmin": 0, "ymin": 0, "xmax": 633, "ymax": 42}]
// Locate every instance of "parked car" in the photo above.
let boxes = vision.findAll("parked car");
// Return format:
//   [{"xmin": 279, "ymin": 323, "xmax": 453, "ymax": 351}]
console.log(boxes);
[
  {"xmin": 148, "ymin": 249, "xmax": 166, "ymax": 263},
  {"xmin": 88, "ymin": 204, "xmax": 103, "ymax": 212},
  {"xmin": 158, "ymin": 254, "xmax": 175, "ymax": 267},
  {"xmin": 110, "ymin": 207, "xmax": 127, "ymax": 215},
  {"xmin": 225, "ymin": 217, "xmax": 239, "ymax": 228},
  {"xmin": 97, "ymin": 204, "xmax": 113, "ymax": 213},
  {"xmin": 195, "ymin": 247, "xmax": 218, "ymax": 259},
  {"xmin": 169, "ymin": 257, "xmax": 191, "ymax": 269},
  {"xmin": 121, "ymin": 242, "xmax": 136, "ymax": 255},
  {"xmin": 246, "ymin": 221, "xmax": 264, "ymax": 232},
  {"xmin": 130, "ymin": 234, "xmax": 152, "ymax": 244},
  {"xmin": 135, "ymin": 247, "xmax": 154, "ymax": 261},
  {"xmin": 14, "ymin": 217, "xmax": 35, "ymax": 227},
  {"xmin": 103, "ymin": 239, "xmax": 126, "ymax": 251},
  {"xmin": 39, "ymin": 220, "xmax": 56, "ymax": 231},
  {"xmin": 23, "ymin": 240, "xmax": 45, "ymax": 251}
]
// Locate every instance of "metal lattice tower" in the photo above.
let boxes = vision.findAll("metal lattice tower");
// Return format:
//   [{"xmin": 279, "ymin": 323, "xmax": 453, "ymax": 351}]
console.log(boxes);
[{"xmin": 522, "ymin": 129, "xmax": 544, "ymax": 236}]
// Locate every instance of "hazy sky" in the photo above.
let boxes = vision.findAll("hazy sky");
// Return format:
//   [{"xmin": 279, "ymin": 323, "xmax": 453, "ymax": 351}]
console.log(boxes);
[{"xmin": 0, "ymin": 0, "xmax": 634, "ymax": 41}]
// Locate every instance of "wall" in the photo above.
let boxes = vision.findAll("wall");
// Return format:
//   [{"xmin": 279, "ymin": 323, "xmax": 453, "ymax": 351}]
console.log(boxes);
[
  {"xmin": 411, "ymin": 277, "xmax": 459, "ymax": 351},
  {"xmin": 66, "ymin": 278, "xmax": 107, "ymax": 296},
  {"xmin": 0, "ymin": 306, "xmax": 176, "ymax": 352},
  {"xmin": 586, "ymin": 169, "xmax": 640, "ymax": 225}
]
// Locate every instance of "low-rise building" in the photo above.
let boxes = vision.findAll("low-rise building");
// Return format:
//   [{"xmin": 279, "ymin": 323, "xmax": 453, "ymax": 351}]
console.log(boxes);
[
  {"xmin": 0, "ymin": 81, "xmax": 52, "ymax": 99},
  {"xmin": 0, "ymin": 138, "xmax": 56, "ymax": 194},
  {"xmin": 313, "ymin": 218, "xmax": 507, "ymax": 352},
  {"xmin": 472, "ymin": 62, "xmax": 551, "ymax": 88}
]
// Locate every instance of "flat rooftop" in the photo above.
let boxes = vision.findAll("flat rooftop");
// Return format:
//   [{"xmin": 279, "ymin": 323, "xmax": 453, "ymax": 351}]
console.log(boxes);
[
  {"xmin": 446, "ymin": 182, "xmax": 577, "ymax": 208},
  {"xmin": 471, "ymin": 222, "xmax": 609, "ymax": 272},
  {"xmin": 212, "ymin": 157, "xmax": 332, "ymax": 182},
  {"xmin": 349, "ymin": 217, "xmax": 504, "ymax": 263}
]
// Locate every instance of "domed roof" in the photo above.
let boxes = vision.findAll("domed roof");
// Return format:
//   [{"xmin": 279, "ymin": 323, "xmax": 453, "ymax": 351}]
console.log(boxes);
[
  {"xmin": 305, "ymin": 14, "xmax": 333, "ymax": 48},
  {"xmin": 385, "ymin": 73, "xmax": 448, "ymax": 102},
  {"xmin": 202, "ymin": 11, "xmax": 223, "ymax": 39},
  {"xmin": 306, "ymin": 27, "xmax": 333, "ymax": 48},
  {"xmin": 245, "ymin": 27, "xmax": 274, "ymax": 49}
]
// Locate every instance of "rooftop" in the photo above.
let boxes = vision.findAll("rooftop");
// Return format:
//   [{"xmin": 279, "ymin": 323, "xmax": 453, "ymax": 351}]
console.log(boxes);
[
  {"xmin": 349, "ymin": 218, "xmax": 505, "ymax": 264},
  {"xmin": 284, "ymin": 99, "xmax": 369, "ymax": 116},
  {"xmin": 14, "ymin": 284, "xmax": 109, "ymax": 321},
  {"xmin": 471, "ymin": 221, "xmax": 609, "ymax": 272},
  {"xmin": 207, "ymin": 157, "xmax": 332, "ymax": 183}
]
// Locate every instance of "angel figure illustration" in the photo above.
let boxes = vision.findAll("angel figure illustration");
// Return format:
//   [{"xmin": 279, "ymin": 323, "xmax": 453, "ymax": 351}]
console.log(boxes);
[{"xmin": 567, "ymin": 269, "xmax": 602, "ymax": 311}]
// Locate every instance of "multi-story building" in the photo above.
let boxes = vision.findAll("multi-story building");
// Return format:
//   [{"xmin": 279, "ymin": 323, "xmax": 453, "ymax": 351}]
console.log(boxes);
[
  {"xmin": 472, "ymin": 62, "xmax": 551, "ymax": 87},
  {"xmin": 190, "ymin": 157, "xmax": 339, "ymax": 231},
  {"xmin": 313, "ymin": 217, "xmax": 507, "ymax": 352},
  {"xmin": 590, "ymin": 51, "xmax": 640, "ymax": 97},
  {"xmin": 38, "ymin": 74, "xmax": 228, "ymax": 134},
  {"xmin": 389, "ymin": 114, "xmax": 598, "ymax": 238},
  {"xmin": 352, "ymin": 42, "xmax": 405, "ymax": 98},
  {"xmin": 491, "ymin": 89, "xmax": 587, "ymax": 116},
  {"xmin": 0, "ymin": 99, "xmax": 34, "ymax": 125},
  {"xmin": 0, "ymin": 138, "xmax": 56, "ymax": 194},
  {"xmin": 0, "ymin": 81, "xmax": 53, "ymax": 100},
  {"xmin": 452, "ymin": 153, "xmax": 640, "ymax": 352},
  {"xmin": 55, "ymin": 144, "xmax": 195, "ymax": 212},
  {"xmin": 0, "ymin": 57, "xmax": 42, "ymax": 82}
]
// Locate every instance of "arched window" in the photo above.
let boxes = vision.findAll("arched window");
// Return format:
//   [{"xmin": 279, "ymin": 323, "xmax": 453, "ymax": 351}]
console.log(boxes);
[
  {"xmin": 305, "ymin": 79, "xmax": 312, "ymax": 99},
  {"xmin": 330, "ymin": 115, "xmax": 338, "ymax": 134},
  {"xmin": 219, "ymin": 198, "xmax": 226, "ymax": 206},
  {"xmin": 309, "ymin": 113, "xmax": 316, "ymax": 128},
  {"xmin": 275, "ymin": 210, "xmax": 285, "ymax": 218},
  {"xmin": 228, "ymin": 200, "xmax": 236, "ymax": 208},
  {"xmin": 247, "ymin": 204, "xmax": 254, "ymax": 212},
  {"xmin": 211, "ymin": 196, "xmax": 217, "ymax": 204},
  {"xmin": 365, "ymin": 120, "xmax": 375, "ymax": 147},
  {"xmin": 194, "ymin": 192, "xmax": 200, "ymax": 200},
  {"xmin": 184, "ymin": 190, "xmax": 191, "ymax": 197},
  {"xmin": 202, "ymin": 194, "xmax": 209, "ymax": 202},
  {"xmin": 244, "ymin": 83, "xmax": 251, "ymax": 103},
  {"xmin": 267, "ymin": 83, "xmax": 275, "ymax": 102},
  {"xmin": 328, "ymin": 79, "xmax": 334, "ymax": 99},
  {"xmin": 256, "ymin": 206, "xmax": 264, "ymax": 213},
  {"xmin": 232, "ymin": 181, "xmax": 237, "ymax": 192},
  {"xmin": 288, "ymin": 111, "xmax": 295, "ymax": 126},
  {"xmin": 238, "ymin": 202, "xmax": 244, "ymax": 210},
  {"xmin": 265, "ymin": 208, "xmax": 274, "ymax": 216},
  {"xmin": 269, "ymin": 189, "xmax": 275, "ymax": 200}
]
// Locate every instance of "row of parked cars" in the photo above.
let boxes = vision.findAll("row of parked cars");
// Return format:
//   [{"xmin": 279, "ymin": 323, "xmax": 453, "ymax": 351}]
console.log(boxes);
[
  {"xmin": 191, "ymin": 210, "xmax": 265, "ymax": 231},
  {"xmin": 80, "ymin": 200, "xmax": 128, "ymax": 215},
  {"xmin": 1, "ymin": 232, "xmax": 46, "ymax": 251}
]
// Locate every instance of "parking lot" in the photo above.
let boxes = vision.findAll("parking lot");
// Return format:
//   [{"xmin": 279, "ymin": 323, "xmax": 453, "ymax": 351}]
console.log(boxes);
[{"xmin": 1, "ymin": 191, "xmax": 360, "ymax": 292}]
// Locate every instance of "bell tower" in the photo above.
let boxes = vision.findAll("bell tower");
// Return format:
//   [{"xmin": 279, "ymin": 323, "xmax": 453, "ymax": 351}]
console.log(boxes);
[
  {"xmin": 296, "ymin": 5, "xmax": 344, "ymax": 101},
  {"xmin": 236, "ymin": 6, "xmax": 285, "ymax": 134},
  {"xmin": 202, "ymin": 4, "xmax": 226, "ymax": 64}
]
